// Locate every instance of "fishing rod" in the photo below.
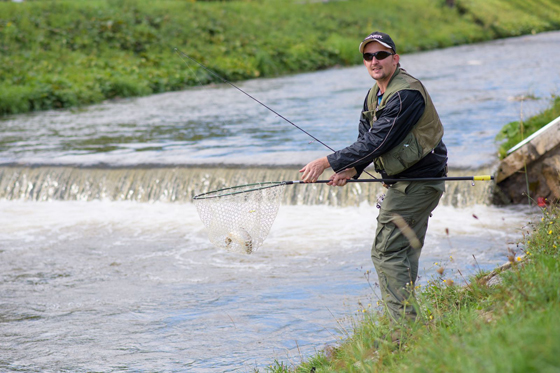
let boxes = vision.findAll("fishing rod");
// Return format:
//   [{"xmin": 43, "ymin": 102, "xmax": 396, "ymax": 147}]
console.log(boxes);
[{"xmin": 175, "ymin": 48, "xmax": 336, "ymax": 152}]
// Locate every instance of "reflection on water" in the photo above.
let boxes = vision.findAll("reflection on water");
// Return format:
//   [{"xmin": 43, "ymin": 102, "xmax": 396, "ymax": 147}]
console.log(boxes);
[{"xmin": 2, "ymin": 32, "xmax": 560, "ymax": 168}]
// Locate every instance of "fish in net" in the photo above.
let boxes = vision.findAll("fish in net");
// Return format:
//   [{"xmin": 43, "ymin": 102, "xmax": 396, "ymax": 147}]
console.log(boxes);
[{"xmin": 193, "ymin": 182, "xmax": 286, "ymax": 254}]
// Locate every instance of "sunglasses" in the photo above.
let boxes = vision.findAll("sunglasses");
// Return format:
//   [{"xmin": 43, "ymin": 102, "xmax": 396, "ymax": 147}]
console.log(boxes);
[{"xmin": 363, "ymin": 51, "xmax": 395, "ymax": 61}]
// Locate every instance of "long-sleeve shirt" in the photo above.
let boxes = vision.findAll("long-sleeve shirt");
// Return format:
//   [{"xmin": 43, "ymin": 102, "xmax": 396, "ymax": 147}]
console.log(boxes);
[{"xmin": 327, "ymin": 89, "xmax": 448, "ymax": 179}]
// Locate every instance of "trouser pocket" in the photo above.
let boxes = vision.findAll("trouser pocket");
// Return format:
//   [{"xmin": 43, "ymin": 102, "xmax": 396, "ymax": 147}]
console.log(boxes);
[{"xmin": 374, "ymin": 213, "xmax": 416, "ymax": 254}]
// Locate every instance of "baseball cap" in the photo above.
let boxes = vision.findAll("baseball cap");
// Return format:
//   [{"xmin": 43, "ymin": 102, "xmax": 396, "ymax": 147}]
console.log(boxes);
[{"xmin": 358, "ymin": 31, "xmax": 397, "ymax": 54}]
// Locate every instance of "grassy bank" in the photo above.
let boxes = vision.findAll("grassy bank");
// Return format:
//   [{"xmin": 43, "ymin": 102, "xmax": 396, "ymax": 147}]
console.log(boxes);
[
  {"xmin": 2, "ymin": 0, "xmax": 560, "ymax": 116},
  {"xmin": 264, "ymin": 205, "xmax": 560, "ymax": 372},
  {"xmin": 496, "ymin": 96, "xmax": 560, "ymax": 158}
]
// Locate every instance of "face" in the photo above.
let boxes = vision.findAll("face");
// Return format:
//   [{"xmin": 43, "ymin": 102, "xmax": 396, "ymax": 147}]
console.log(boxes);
[{"xmin": 362, "ymin": 42, "xmax": 399, "ymax": 85}]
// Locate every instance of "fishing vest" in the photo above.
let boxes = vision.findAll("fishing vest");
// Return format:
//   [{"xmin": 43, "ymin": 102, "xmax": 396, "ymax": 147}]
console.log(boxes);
[{"xmin": 364, "ymin": 67, "xmax": 444, "ymax": 175}]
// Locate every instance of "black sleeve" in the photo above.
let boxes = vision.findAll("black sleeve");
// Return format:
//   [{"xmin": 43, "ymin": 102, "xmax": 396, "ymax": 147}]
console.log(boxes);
[
  {"xmin": 351, "ymin": 95, "xmax": 374, "ymax": 178},
  {"xmin": 327, "ymin": 90, "xmax": 425, "ymax": 175}
]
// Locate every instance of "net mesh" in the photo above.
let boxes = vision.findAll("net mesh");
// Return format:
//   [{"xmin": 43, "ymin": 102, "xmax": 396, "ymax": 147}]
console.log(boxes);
[{"xmin": 193, "ymin": 182, "xmax": 286, "ymax": 254}]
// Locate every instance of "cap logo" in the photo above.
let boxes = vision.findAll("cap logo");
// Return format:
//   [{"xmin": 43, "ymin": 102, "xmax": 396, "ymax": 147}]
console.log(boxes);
[{"xmin": 366, "ymin": 34, "xmax": 383, "ymax": 40}]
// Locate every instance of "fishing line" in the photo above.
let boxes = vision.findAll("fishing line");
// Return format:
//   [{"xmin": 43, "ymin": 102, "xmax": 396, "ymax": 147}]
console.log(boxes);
[
  {"xmin": 175, "ymin": 48, "xmax": 336, "ymax": 151},
  {"xmin": 181, "ymin": 55, "xmax": 208, "ymax": 86},
  {"xmin": 174, "ymin": 48, "xmax": 378, "ymax": 177}
]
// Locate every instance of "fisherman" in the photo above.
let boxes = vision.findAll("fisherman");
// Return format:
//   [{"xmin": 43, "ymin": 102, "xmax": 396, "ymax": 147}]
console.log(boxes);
[{"xmin": 300, "ymin": 31, "xmax": 448, "ymax": 321}]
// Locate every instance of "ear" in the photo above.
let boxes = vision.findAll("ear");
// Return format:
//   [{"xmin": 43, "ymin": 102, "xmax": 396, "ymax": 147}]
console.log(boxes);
[{"xmin": 393, "ymin": 54, "xmax": 400, "ymax": 66}]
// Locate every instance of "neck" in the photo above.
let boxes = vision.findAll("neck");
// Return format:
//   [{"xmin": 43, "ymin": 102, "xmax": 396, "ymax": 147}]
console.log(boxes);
[
  {"xmin": 377, "ymin": 81, "xmax": 389, "ymax": 94},
  {"xmin": 376, "ymin": 67, "xmax": 398, "ymax": 94}
]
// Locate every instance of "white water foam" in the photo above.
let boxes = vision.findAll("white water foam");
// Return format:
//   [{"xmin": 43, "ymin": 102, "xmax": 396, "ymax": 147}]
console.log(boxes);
[{"xmin": 0, "ymin": 200, "xmax": 537, "ymax": 371}]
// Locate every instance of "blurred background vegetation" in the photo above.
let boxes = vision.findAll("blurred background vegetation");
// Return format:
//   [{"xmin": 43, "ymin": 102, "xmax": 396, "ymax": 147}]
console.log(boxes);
[{"xmin": 1, "ymin": 0, "xmax": 560, "ymax": 115}]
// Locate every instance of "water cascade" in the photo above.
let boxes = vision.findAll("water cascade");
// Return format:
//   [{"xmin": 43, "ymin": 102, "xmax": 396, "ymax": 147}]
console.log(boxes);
[{"xmin": 0, "ymin": 165, "xmax": 494, "ymax": 207}]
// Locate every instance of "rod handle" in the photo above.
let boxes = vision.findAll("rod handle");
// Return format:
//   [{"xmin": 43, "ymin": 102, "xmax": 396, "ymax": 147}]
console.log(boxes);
[{"xmin": 473, "ymin": 175, "xmax": 493, "ymax": 181}]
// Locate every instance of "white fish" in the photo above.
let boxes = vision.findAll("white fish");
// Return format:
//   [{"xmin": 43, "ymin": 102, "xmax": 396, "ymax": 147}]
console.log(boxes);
[{"xmin": 225, "ymin": 227, "xmax": 253, "ymax": 254}]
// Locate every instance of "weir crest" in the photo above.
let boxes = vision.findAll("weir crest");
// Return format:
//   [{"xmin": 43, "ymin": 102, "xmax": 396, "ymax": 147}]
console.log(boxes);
[{"xmin": 0, "ymin": 166, "xmax": 495, "ymax": 207}]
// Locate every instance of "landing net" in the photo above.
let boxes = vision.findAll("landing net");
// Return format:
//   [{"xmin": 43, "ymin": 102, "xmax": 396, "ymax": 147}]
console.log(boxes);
[{"xmin": 193, "ymin": 182, "xmax": 286, "ymax": 254}]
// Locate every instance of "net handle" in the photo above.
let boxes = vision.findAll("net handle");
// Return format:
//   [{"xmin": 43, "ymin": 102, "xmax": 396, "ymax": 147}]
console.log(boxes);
[
  {"xmin": 286, "ymin": 175, "xmax": 494, "ymax": 184},
  {"xmin": 192, "ymin": 176, "xmax": 493, "ymax": 200}
]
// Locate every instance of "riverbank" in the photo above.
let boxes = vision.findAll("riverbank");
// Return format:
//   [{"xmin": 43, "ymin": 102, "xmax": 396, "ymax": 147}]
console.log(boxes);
[
  {"xmin": 2, "ymin": 0, "xmax": 560, "ymax": 116},
  {"xmin": 496, "ymin": 96, "xmax": 560, "ymax": 159},
  {"xmin": 493, "ymin": 96, "xmax": 560, "ymax": 206},
  {"xmin": 265, "ymin": 205, "xmax": 560, "ymax": 372}
]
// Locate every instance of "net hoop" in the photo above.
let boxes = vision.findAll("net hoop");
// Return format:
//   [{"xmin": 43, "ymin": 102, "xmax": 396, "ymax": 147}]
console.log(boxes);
[
  {"xmin": 193, "ymin": 182, "xmax": 287, "ymax": 254},
  {"xmin": 193, "ymin": 181, "xmax": 286, "ymax": 200}
]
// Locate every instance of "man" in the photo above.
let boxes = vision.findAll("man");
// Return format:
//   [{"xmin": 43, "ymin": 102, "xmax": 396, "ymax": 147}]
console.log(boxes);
[{"xmin": 300, "ymin": 31, "xmax": 448, "ymax": 321}]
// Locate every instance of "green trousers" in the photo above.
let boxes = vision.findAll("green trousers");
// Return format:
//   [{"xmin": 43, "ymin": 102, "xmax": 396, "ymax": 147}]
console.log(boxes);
[{"xmin": 371, "ymin": 180, "xmax": 445, "ymax": 321}]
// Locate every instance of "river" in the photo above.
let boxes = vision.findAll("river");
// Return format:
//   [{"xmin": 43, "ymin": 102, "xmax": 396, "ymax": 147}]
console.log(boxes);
[{"xmin": 1, "ymin": 31, "xmax": 559, "ymax": 372}]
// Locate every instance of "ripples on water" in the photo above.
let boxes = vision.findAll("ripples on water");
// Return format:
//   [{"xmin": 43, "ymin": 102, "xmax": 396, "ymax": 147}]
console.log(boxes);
[{"xmin": 2, "ymin": 32, "xmax": 560, "ymax": 168}]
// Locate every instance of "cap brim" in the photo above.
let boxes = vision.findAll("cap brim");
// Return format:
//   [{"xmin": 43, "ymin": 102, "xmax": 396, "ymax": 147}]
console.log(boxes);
[{"xmin": 359, "ymin": 39, "xmax": 393, "ymax": 53}]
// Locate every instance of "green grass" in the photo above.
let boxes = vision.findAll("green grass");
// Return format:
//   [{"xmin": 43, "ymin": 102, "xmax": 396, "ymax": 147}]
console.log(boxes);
[
  {"xmin": 2, "ymin": 0, "xmax": 560, "ymax": 116},
  {"xmin": 496, "ymin": 96, "xmax": 560, "ymax": 159},
  {"xmin": 263, "ymin": 205, "xmax": 560, "ymax": 372}
]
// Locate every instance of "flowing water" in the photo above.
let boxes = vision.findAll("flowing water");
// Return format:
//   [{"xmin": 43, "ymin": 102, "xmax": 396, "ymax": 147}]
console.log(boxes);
[{"xmin": 2, "ymin": 31, "xmax": 559, "ymax": 372}]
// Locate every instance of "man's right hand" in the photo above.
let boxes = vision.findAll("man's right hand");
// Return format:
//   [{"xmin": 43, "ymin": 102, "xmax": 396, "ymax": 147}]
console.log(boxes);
[{"xmin": 299, "ymin": 157, "xmax": 330, "ymax": 183}]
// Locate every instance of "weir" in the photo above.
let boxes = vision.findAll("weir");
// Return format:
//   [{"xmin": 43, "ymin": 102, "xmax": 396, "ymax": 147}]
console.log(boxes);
[{"xmin": 0, "ymin": 165, "xmax": 495, "ymax": 207}]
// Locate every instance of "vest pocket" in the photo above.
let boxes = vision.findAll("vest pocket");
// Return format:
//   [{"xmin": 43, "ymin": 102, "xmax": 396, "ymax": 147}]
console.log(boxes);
[
  {"xmin": 397, "ymin": 131, "xmax": 423, "ymax": 166},
  {"xmin": 378, "ymin": 131, "xmax": 424, "ymax": 175}
]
